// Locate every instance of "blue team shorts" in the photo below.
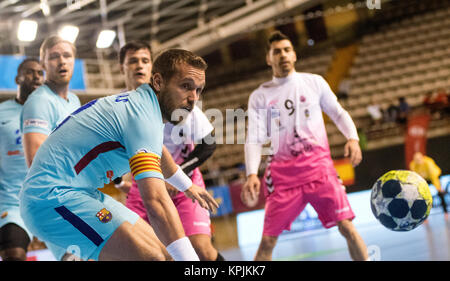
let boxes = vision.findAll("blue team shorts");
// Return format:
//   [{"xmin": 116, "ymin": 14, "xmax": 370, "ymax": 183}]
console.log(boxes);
[{"xmin": 20, "ymin": 187, "xmax": 139, "ymax": 261}]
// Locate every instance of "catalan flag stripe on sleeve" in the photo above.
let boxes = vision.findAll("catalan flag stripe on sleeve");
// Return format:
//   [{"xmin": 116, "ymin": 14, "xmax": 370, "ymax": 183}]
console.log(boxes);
[{"xmin": 129, "ymin": 152, "xmax": 162, "ymax": 177}]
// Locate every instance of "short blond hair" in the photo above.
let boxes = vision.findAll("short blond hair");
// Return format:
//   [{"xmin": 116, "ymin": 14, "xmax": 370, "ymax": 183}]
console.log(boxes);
[{"xmin": 39, "ymin": 35, "xmax": 76, "ymax": 62}]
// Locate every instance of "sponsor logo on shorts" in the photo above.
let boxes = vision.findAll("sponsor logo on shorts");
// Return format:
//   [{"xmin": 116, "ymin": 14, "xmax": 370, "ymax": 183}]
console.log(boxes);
[
  {"xmin": 1, "ymin": 211, "xmax": 8, "ymax": 219},
  {"xmin": 96, "ymin": 208, "xmax": 112, "ymax": 223},
  {"xmin": 193, "ymin": 221, "xmax": 210, "ymax": 227},
  {"xmin": 335, "ymin": 207, "xmax": 350, "ymax": 214}
]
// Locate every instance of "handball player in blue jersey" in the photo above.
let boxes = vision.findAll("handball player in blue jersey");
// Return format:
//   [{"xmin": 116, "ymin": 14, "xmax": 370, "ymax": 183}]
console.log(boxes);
[
  {"xmin": 20, "ymin": 35, "xmax": 81, "ymax": 261},
  {"xmin": 0, "ymin": 58, "xmax": 44, "ymax": 261},
  {"xmin": 19, "ymin": 49, "xmax": 218, "ymax": 261},
  {"xmin": 21, "ymin": 35, "xmax": 81, "ymax": 168}
]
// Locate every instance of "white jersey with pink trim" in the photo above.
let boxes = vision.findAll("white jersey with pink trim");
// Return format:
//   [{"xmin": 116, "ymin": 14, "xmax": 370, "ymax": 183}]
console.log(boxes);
[
  {"xmin": 246, "ymin": 72, "xmax": 358, "ymax": 187},
  {"xmin": 163, "ymin": 105, "xmax": 214, "ymax": 164}
]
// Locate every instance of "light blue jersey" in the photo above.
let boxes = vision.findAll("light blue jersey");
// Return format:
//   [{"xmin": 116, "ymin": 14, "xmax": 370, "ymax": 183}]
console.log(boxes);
[
  {"xmin": 21, "ymin": 84, "xmax": 80, "ymax": 135},
  {"xmin": 0, "ymin": 99, "xmax": 27, "ymax": 205},
  {"xmin": 0, "ymin": 99, "xmax": 33, "ymax": 238},
  {"xmin": 21, "ymin": 83, "xmax": 164, "ymax": 201},
  {"xmin": 19, "ymin": 84, "xmax": 164, "ymax": 260}
]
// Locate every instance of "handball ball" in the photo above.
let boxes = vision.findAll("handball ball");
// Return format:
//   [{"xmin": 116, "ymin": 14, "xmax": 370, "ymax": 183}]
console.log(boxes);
[{"xmin": 370, "ymin": 170, "xmax": 432, "ymax": 231}]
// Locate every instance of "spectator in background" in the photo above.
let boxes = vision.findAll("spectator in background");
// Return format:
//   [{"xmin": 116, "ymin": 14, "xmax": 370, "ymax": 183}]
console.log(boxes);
[
  {"xmin": 366, "ymin": 96, "xmax": 383, "ymax": 127},
  {"xmin": 386, "ymin": 103, "xmax": 400, "ymax": 124},
  {"xmin": 409, "ymin": 152, "xmax": 448, "ymax": 218},
  {"xmin": 423, "ymin": 89, "xmax": 449, "ymax": 118},
  {"xmin": 397, "ymin": 97, "xmax": 410, "ymax": 124}
]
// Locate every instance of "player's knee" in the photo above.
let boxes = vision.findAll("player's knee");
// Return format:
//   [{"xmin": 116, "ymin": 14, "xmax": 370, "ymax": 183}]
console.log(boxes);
[
  {"xmin": 2, "ymin": 248, "xmax": 27, "ymax": 261},
  {"xmin": 189, "ymin": 235, "xmax": 218, "ymax": 261},
  {"xmin": 196, "ymin": 245, "xmax": 219, "ymax": 261},
  {"xmin": 337, "ymin": 220, "xmax": 356, "ymax": 240},
  {"xmin": 260, "ymin": 235, "xmax": 277, "ymax": 250}
]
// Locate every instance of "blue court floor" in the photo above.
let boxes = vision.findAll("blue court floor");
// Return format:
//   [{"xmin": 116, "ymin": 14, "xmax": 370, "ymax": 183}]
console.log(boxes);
[{"xmin": 221, "ymin": 212, "xmax": 450, "ymax": 261}]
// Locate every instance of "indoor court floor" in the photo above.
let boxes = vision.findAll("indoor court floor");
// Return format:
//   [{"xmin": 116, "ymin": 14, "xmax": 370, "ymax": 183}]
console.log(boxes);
[{"xmin": 222, "ymin": 212, "xmax": 450, "ymax": 261}]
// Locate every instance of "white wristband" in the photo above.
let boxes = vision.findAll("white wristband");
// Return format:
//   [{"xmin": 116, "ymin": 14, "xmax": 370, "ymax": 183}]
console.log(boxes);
[
  {"xmin": 165, "ymin": 166, "xmax": 192, "ymax": 192},
  {"xmin": 166, "ymin": 237, "xmax": 199, "ymax": 261}
]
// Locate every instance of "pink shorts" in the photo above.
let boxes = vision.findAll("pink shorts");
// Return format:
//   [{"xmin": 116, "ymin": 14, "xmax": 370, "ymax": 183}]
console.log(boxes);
[
  {"xmin": 262, "ymin": 172, "xmax": 355, "ymax": 237},
  {"xmin": 125, "ymin": 168, "xmax": 211, "ymax": 236}
]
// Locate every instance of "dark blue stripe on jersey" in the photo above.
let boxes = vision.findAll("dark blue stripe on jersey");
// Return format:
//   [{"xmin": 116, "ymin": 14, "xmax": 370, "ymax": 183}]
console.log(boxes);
[
  {"xmin": 52, "ymin": 99, "xmax": 98, "ymax": 133},
  {"xmin": 54, "ymin": 206, "xmax": 104, "ymax": 246},
  {"xmin": 52, "ymin": 115, "xmax": 71, "ymax": 133},
  {"xmin": 74, "ymin": 141, "xmax": 125, "ymax": 174},
  {"xmin": 72, "ymin": 99, "xmax": 98, "ymax": 115}
]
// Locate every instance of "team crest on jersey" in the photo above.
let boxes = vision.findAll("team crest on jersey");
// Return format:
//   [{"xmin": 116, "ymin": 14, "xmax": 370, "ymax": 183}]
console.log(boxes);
[{"xmin": 96, "ymin": 208, "xmax": 112, "ymax": 223}]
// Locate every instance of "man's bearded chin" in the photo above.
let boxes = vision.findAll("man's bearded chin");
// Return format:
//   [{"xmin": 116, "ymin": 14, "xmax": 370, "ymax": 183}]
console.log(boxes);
[{"xmin": 160, "ymin": 98, "xmax": 190, "ymax": 125}]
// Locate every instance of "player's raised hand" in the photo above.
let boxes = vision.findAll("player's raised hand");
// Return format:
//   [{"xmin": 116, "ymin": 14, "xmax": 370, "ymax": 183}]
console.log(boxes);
[
  {"xmin": 242, "ymin": 174, "xmax": 260, "ymax": 204},
  {"xmin": 184, "ymin": 184, "xmax": 219, "ymax": 212},
  {"xmin": 344, "ymin": 139, "xmax": 362, "ymax": 167}
]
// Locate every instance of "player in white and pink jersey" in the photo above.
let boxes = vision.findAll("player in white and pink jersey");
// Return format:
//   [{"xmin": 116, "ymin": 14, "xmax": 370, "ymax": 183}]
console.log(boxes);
[
  {"xmin": 242, "ymin": 31, "xmax": 369, "ymax": 261},
  {"xmin": 117, "ymin": 41, "xmax": 224, "ymax": 261}
]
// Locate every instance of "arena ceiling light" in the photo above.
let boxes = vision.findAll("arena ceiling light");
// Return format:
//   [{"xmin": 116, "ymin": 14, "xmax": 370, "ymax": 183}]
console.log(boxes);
[
  {"xmin": 17, "ymin": 20, "xmax": 38, "ymax": 42},
  {"xmin": 58, "ymin": 25, "xmax": 79, "ymax": 43},
  {"xmin": 40, "ymin": 0, "xmax": 50, "ymax": 16},
  {"xmin": 96, "ymin": 29, "xmax": 116, "ymax": 48}
]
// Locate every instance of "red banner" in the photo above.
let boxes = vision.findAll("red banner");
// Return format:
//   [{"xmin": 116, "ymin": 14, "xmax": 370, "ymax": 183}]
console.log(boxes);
[{"xmin": 405, "ymin": 113, "xmax": 430, "ymax": 168}]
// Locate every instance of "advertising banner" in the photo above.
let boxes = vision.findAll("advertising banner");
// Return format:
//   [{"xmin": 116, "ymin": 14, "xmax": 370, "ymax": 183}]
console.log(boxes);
[
  {"xmin": 405, "ymin": 113, "xmax": 430, "ymax": 167},
  {"xmin": 0, "ymin": 55, "xmax": 86, "ymax": 90}
]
